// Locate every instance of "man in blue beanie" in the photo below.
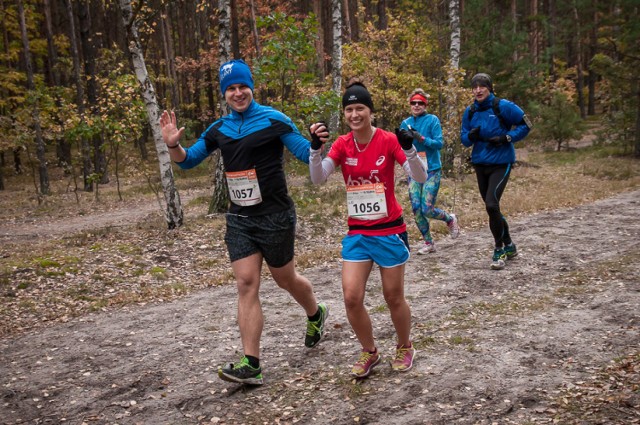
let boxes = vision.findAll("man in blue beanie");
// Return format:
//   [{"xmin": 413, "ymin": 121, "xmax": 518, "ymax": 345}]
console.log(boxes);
[{"xmin": 160, "ymin": 59, "xmax": 329, "ymax": 385}]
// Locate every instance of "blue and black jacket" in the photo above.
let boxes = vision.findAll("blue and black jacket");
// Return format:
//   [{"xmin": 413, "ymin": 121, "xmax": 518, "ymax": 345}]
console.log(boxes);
[
  {"xmin": 177, "ymin": 100, "xmax": 311, "ymax": 216},
  {"xmin": 461, "ymin": 93, "xmax": 530, "ymax": 165}
]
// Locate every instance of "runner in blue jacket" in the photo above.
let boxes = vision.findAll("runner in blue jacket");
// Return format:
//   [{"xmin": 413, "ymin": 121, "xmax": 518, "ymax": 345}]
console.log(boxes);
[
  {"xmin": 461, "ymin": 73, "xmax": 531, "ymax": 270},
  {"xmin": 400, "ymin": 89, "xmax": 459, "ymax": 254},
  {"xmin": 160, "ymin": 59, "xmax": 328, "ymax": 385}
]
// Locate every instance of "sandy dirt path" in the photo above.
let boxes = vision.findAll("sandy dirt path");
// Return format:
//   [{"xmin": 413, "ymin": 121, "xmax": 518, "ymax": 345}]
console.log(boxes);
[{"xmin": 1, "ymin": 190, "xmax": 639, "ymax": 424}]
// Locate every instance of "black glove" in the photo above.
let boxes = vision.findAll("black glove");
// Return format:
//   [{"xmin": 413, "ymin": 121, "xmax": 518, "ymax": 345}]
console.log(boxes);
[
  {"xmin": 308, "ymin": 121, "xmax": 326, "ymax": 150},
  {"xmin": 408, "ymin": 128, "xmax": 422, "ymax": 141},
  {"xmin": 468, "ymin": 127, "xmax": 481, "ymax": 142},
  {"xmin": 395, "ymin": 128, "xmax": 415, "ymax": 150},
  {"xmin": 488, "ymin": 135, "xmax": 508, "ymax": 145}
]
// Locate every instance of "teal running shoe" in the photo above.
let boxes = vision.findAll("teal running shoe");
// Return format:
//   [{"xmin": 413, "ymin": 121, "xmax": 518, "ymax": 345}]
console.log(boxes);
[
  {"xmin": 491, "ymin": 248, "xmax": 507, "ymax": 270},
  {"xmin": 504, "ymin": 243, "xmax": 518, "ymax": 259}
]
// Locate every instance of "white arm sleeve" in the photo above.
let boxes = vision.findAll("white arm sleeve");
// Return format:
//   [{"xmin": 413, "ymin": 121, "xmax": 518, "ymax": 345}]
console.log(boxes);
[
  {"xmin": 401, "ymin": 146, "xmax": 427, "ymax": 183},
  {"xmin": 309, "ymin": 148, "xmax": 337, "ymax": 184}
]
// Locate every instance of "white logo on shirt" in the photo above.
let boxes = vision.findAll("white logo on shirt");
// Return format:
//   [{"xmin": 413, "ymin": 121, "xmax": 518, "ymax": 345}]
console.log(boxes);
[{"xmin": 376, "ymin": 156, "xmax": 385, "ymax": 166}]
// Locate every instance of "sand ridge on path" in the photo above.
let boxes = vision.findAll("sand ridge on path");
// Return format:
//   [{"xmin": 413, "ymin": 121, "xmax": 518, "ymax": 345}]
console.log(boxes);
[{"xmin": 1, "ymin": 190, "xmax": 639, "ymax": 424}]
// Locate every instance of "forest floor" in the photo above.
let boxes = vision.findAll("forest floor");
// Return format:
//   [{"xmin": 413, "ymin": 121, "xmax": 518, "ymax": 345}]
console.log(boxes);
[{"xmin": 1, "ymin": 141, "xmax": 639, "ymax": 424}]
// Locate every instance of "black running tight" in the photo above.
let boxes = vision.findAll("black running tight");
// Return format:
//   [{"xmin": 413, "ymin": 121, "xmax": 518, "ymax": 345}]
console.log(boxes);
[{"xmin": 473, "ymin": 164, "xmax": 512, "ymax": 248}]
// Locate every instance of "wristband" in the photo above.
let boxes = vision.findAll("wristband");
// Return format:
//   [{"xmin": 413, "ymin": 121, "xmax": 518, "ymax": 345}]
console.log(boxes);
[{"xmin": 167, "ymin": 144, "xmax": 181, "ymax": 149}]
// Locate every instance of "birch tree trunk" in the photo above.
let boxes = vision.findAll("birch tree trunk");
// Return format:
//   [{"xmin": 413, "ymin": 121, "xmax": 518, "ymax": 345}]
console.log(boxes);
[
  {"xmin": 208, "ymin": 0, "xmax": 231, "ymax": 214},
  {"xmin": 118, "ymin": 0, "xmax": 183, "ymax": 229},
  {"xmin": 443, "ymin": 0, "xmax": 462, "ymax": 173},
  {"xmin": 330, "ymin": 0, "xmax": 342, "ymax": 134},
  {"xmin": 449, "ymin": 0, "xmax": 460, "ymax": 70},
  {"xmin": 18, "ymin": 0, "xmax": 49, "ymax": 197}
]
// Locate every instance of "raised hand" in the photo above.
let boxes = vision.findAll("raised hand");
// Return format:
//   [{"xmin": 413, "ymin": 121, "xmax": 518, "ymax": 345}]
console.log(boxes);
[
  {"xmin": 395, "ymin": 128, "xmax": 414, "ymax": 150},
  {"xmin": 308, "ymin": 121, "xmax": 329, "ymax": 150},
  {"xmin": 159, "ymin": 110, "xmax": 185, "ymax": 148}
]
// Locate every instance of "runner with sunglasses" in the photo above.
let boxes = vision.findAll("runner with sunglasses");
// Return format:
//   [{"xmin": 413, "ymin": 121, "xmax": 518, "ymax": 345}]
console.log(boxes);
[{"xmin": 399, "ymin": 89, "xmax": 459, "ymax": 254}]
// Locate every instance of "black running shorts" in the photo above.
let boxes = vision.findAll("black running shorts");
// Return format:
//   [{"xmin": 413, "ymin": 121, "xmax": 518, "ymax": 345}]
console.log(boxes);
[{"xmin": 224, "ymin": 207, "xmax": 297, "ymax": 268}]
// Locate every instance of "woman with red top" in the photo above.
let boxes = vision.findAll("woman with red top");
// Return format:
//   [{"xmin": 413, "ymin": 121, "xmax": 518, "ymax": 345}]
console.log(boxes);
[{"xmin": 308, "ymin": 81, "xmax": 426, "ymax": 378}]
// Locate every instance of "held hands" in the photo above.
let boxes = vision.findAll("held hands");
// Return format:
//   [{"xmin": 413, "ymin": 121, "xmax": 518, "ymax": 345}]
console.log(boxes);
[
  {"xmin": 468, "ymin": 127, "xmax": 481, "ymax": 142},
  {"xmin": 395, "ymin": 128, "xmax": 415, "ymax": 150},
  {"xmin": 308, "ymin": 121, "xmax": 329, "ymax": 150},
  {"xmin": 159, "ymin": 110, "xmax": 185, "ymax": 148}
]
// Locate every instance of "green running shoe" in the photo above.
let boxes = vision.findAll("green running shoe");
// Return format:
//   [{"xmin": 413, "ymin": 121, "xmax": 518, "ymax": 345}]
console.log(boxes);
[
  {"xmin": 504, "ymin": 243, "xmax": 518, "ymax": 259},
  {"xmin": 218, "ymin": 356, "xmax": 263, "ymax": 385},
  {"xmin": 305, "ymin": 302, "xmax": 329, "ymax": 348}
]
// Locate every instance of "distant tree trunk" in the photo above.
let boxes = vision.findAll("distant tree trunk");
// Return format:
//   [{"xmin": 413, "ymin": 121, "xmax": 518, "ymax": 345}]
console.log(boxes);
[
  {"xmin": 346, "ymin": 0, "xmax": 358, "ymax": 41},
  {"xmin": 573, "ymin": 1, "xmax": 586, "ymax": 118},
  {"xmin": 161, "ymin": 3, "xmax": 179, "ymax": 109},
  {"xmin": 377, "ymin": 0, "xmax": 387, "ymax": 30},
  {"xmin": 635, "ymin": 84, "xmax": 640, "ymax": 158},
  {"xmin": 66, "ymin": 0, "xmax": 90, "ymax": 193},
  {"xmin": 363, "ymin": 0, "xmax": 374, "ymax": 24},
  {"xmin": 136, "ymin": 125, "xmax": 149, "ymax": 160},
  {"xmin": 77, "ymin": 0, "xmax": 96, "ymax": 190},
  {"xmin": 44, "ymin": 0, "xmax": 72, "ymax": 171},
  {"xmin": 230, "ymin": 0, "xmax": 240, "ymax": 57},
  {"xmin": 330, "ymin": 0, "xmax": 342, "ymax": 133},
  {"xmin": 530, "ymin": 0, "xmax": 540, "ymax": 68},
  {"xmin": 14, "ymin": 148, "xmax": 23, "ymax": 174},
  {"xmin": 118, "ymin": 0, "xmax": 184, "ymax": 229},
  {"xmin": 313, "ymin": 0, "xmax": 326, "ymax": 77},
  {"xmin": 18, "ymin": 0, "xmax": 49, "ymax": 196},
  {"xmin": 209, "ymin": 0, "xmax": 231, "ymax": 215},
  {"xmin": 0, "ymin": 151, "xmax": 4, "ymax": 190},
  {"xmin": 547, "ymin": 0, "xmax": 557, "ymax": 78},
  {"xmin": 341, "ymin": 0, "xmax": 351, "ymax": 42},
  {"xmin": 588, "ymin": 0, "xmax": 598, "ymax": 115},
  {"xmin": 249, "ymin": 0, "xmax": 261, "ymax": 57},
  {"xmin": 79, "ymin": 2, "xmax": 108, "ymax": 185},
  {"xmin": 511, "ymin": 0, "xmax": 518, "ymax": 63}
]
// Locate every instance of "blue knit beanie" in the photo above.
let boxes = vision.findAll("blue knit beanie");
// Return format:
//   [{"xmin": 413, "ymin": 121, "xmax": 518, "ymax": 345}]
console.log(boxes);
[{"xmin": 219, "ymin": 59, "xmax": 254, "ymax": 94}]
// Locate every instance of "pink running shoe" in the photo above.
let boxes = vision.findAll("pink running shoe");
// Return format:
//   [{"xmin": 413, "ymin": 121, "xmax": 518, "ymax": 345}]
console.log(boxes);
[
  {"xmin": 417, "ymin": 241, "xmax": 436, "ymax": 254},
  {"xmin": 447, "ymin": 214, "xmax": 460, "ymax": 239},
  {"xmin": 351, "ymin": 350, "xmax": 381, "ymax": 378},
  {"xmin": 391, "ymin": 343, "xmax": 416, "ymax": 372}
]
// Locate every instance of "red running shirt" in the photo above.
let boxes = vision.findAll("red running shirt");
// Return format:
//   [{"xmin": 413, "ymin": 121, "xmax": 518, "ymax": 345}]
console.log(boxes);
[{"xmin": 327, "ymin": 128, "xmax": 407, "ymax": 236}]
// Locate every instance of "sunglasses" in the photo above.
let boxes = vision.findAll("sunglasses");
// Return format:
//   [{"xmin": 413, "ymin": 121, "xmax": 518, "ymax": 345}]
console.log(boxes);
[{"xmin": 410, "ymin": 101, "xmax": 426, "ymax": 106}]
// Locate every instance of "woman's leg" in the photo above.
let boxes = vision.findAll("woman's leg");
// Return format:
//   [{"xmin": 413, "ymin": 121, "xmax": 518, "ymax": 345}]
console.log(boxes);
[
  {"xmin": 342, "ymin": 261, "xmax": 376, "ymax": 351},
  {"xmin": 379, "ymin": 264, "xmax": 411, "ymax": 347},
  {"xmin": 408, "ymin": 180, "xmax": 432, "ymax": 243}
]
